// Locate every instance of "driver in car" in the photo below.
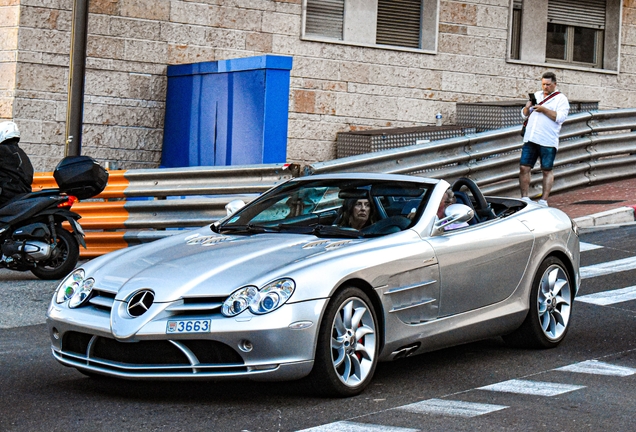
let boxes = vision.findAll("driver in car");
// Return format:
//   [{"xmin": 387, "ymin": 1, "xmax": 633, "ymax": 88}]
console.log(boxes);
[{"xmin": 338, "ymin": 198, "xmax": 375, "ymax": 230}]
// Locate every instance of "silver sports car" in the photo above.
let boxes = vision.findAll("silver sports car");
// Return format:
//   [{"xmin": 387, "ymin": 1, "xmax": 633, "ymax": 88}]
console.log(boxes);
[{"xmin": 47, "ymin": 174, "xmax": 580, "ymax": 397}]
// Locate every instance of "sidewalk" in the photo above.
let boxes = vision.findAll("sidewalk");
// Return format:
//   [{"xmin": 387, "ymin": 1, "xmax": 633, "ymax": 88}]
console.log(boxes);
[{"xmin": 548, "ymin": 177, "xmax": 636, "ymax": 228}]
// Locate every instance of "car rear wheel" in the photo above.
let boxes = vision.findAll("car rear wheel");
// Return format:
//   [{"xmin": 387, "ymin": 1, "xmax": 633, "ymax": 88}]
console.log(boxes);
[
  {"xmin": 309, "ymin": 286, "xmax": 379, "ymax": 397},
  {"xmin": 503, "ymin": 257, "xmax": 574, "ymax": 348}
]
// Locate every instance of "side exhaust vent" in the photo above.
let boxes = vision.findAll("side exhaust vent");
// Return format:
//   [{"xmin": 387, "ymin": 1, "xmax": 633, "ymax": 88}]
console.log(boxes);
[{"xmin": 391, "ymin": 343, "xmax": 421, "ymax": 360}]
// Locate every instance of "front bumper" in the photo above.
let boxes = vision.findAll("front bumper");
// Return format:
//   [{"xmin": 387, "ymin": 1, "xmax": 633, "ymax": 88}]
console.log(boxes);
[{"xmin": 47, "ymin": 298, "xmax": 327, "ymax": 381}]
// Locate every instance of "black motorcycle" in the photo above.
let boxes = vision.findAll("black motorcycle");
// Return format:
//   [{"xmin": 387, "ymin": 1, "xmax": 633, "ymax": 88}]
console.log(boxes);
[{"xmin": 0, "ymin": 156, "xmax": 108, "ymax": 280}]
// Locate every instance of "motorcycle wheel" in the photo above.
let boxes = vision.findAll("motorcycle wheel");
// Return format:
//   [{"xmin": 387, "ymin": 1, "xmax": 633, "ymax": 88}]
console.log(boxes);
[{"xmin": 31, "ymin": 228, "xmax": 80, "ymax": 280}]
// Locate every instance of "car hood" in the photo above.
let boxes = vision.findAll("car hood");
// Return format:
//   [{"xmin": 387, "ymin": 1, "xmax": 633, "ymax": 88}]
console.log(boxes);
[{"xmin": 86, "ymin": 227, "xmax": 367, "ymax": 302}]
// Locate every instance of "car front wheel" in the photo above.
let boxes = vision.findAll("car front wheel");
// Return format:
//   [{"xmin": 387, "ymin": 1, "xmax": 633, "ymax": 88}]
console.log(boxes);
[
  {"xmin": 309, "ymin": 286, "xmax": 379, "ymax": 397},
  {"xmin": 504, "ymin": 257, "xmax": 574, "ymax": 348}
]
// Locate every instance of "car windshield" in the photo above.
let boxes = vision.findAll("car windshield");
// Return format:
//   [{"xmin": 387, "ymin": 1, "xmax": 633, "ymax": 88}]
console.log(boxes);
[{"xmin": 217, "ymin": 178, "xmax": 433, "ymax": 238}]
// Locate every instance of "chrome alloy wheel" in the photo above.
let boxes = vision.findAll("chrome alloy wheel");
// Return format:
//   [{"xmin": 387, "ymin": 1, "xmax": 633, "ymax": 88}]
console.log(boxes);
[
  {"xmin": 537, "ymin": 264, "xmax": 572, "ymax": 341},
  {"xmin": 330, "ymin": 296, "xmax": 377, "ymax": 387}
]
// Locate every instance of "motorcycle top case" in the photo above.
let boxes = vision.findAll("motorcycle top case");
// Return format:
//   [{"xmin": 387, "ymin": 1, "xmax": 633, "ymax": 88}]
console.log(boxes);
[{"xmin": 53, "ymin": 156, "xmax": 109, "ymax": 200}]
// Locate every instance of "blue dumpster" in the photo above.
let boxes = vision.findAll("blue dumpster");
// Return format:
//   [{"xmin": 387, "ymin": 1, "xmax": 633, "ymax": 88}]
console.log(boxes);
[{"xmin": 162, "ymin": 55, "xmax": 293, "ymax": 167}]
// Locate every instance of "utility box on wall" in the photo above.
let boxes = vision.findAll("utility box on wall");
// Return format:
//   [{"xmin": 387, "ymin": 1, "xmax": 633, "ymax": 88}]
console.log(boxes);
[{"xmin": 162, "ymin": 55, "xmax": 293, "ymax": 167}]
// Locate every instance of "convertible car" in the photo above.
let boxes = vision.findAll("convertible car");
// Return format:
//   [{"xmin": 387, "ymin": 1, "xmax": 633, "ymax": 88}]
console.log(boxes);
[{"xmin": 47, "ymin": 174, "xmax": 580, "ymax": 397}]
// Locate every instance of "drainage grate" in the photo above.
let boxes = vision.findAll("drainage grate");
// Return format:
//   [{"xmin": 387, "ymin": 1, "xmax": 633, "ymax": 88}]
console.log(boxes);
[{"xmin": 573, "ymin": 200, "xmax": 624, "ymax": 205}]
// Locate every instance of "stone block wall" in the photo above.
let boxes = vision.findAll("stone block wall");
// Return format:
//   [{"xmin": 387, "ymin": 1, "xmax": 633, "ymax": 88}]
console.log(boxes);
[
  {"xmin": 0, "ymin": 0, "xmax": 19, "ymax": 121},
  {"xmin": 2, "ymin": 0, "xmax": 636, "ymax": 170}
]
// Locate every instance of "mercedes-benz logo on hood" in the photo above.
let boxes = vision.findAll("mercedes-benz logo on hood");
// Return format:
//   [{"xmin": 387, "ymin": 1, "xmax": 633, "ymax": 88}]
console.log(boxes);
[{"xmin": 127, "ymin": 289, "xmax": 155, "ymax": 317}]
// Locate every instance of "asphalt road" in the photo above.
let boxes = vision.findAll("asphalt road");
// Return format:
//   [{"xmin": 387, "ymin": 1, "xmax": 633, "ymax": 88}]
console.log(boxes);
[{"xmin": 0, "ymin": 225, "xmax": 634, "ymax": 432}]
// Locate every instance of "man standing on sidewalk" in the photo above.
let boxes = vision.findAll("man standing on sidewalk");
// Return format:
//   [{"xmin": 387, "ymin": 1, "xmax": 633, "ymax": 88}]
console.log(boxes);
[{"xmin": 519, "ymin": 72, "xmax": 569, "ymax": 206}]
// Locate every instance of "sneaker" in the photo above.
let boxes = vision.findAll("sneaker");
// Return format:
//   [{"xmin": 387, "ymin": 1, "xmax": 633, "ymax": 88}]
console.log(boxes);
[
  {"xmin": 521, "ymin": 197, "xmax": 533, "ymax": 203},
  {"xmin": 538, "ymin": 199, "xmax": 548, "ymax": 207}
]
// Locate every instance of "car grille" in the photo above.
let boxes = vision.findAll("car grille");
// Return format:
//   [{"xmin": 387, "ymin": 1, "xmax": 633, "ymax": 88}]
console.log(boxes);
[
  {"xmin": 93, "ymin": 338, "xmax": 191, "ymax": 365},
  {"xmin": 88, "ymin": 289, "xmax": 116, "ymax": 311},
  {"xmin": 85, "ymin": 288, "xmax": 226, "ymax": 317},
  {"xmin": 60, "ymin": 331, "xmax": 245, "ymax": 374},
  {"xmin": 80, "ymin": 289, "xmax": 227, "ymax": 316},
  {"xmin": 165, "ymin": 296, "xmax": 225, "ymax": 316}
]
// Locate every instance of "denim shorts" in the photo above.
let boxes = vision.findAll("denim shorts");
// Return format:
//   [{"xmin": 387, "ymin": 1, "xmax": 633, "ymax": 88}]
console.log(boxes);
[{"xmin": 520, "ymin": 141, "xmax": 557, "ymax": 170}]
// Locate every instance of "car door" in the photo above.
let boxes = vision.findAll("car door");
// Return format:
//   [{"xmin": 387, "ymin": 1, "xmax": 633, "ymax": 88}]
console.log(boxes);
[
  {"xmin": 381, "ymin": 240, "xmax": 441, "ymax": 325},
  {"xmin": 424, "ymin": 218, "xmax": 535, "ymax": 317}
]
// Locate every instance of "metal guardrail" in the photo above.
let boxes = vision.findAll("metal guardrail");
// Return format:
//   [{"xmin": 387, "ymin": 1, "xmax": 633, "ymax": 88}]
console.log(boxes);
[
  {"xmin": 32, "ymin": 164, "xmax": 297, "ymax": 258},
  {"xmin": 30, "ymin": 108, "xmax": 636, "ymax": 258},
  {"xmin": 305, "ymin": 109, "xmax": 636, "ymax": 199},
  {"xmin": 121, "ymin": 164, "xmax": 300, "ymax": 197}
]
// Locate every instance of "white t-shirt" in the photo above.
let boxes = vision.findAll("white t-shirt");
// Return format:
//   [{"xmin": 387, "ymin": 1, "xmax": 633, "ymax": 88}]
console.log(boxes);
[{"xmin": 521, "ymin": 90, "xmax": 570, "ymax": 149}]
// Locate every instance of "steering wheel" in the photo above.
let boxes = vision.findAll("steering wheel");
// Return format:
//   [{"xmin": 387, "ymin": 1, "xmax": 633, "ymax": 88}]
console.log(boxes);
[
  {"xmin": 451, "ymin": 177, "xmax": 495, "ymax": 221},
  {"xmin": 362, "ymin": 216, "xmax": 411, "ymax": 235}
]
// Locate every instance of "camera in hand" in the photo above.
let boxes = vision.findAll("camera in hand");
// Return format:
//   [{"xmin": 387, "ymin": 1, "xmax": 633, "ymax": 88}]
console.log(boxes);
[{"xmin": 528, "ymin": 93, "xmax": 537, "ymax": 105}]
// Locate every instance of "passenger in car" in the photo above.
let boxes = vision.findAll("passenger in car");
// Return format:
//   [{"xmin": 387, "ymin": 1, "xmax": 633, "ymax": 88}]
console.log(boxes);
[
  {"xmin": 338, "ymin": 198, "xmax": 375, "ymax": 230},
  {"xmin": 437, "ymin": 189, "xmax": 469, "ymax": 230}
]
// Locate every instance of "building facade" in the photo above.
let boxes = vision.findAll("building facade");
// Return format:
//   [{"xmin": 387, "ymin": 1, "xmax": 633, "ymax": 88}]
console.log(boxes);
[{"xmin": 0, "ymin": 0, "xmax": 633, "ymax": 170}]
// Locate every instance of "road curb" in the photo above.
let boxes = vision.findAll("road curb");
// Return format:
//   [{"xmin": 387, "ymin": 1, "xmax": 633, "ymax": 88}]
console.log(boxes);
[{"xmin": 573, "ymin": 206, "xmax": 636, "ymax": 228}]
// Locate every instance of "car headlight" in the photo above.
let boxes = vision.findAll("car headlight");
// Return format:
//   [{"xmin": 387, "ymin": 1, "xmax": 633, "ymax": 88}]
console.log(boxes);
[
  {"xmin": 55, "ymin": 269, "xmax": 84, "ymax": 304},
  {"xmin": 222, "ymin": 278, "xmax": 295, "ymax": 317},
  {"xmin": 222, "ymin": 286, "xmax": 258, "ymax": 316},
  {"xmin": 54, "ymin": 269, "xmax": 95, "ymax": 308},
  {"xmin": 253, "ymin": 278, "xmax": 295, "ymax": 314},
  {"xmin": 69, "ymin": 277, "xmax": 95, "ymax": 308}
]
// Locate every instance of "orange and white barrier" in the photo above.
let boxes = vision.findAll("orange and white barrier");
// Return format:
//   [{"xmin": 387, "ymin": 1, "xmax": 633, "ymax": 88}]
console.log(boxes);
[{"xmin": 31, "ymin": 164, "xmax": 298, "ymax": 258}]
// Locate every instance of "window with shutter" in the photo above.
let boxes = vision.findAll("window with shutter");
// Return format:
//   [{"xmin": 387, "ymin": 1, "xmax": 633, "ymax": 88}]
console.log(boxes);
[
  {"xmin": 547, "ymin": 0, "xmax": 606, "ymax": 29},
  {"xmin": 376, "ymin": 0, "xmax": 422, "ymax": 49},
  {"xmin": 546, "ymin": 0, "xmax": 605, "ymax": 67},
  {"xmin": 305, "ymin": 0, "xmax": 345, "ymax": 40},
  {"xmin": 302, "ymin": 0, "xmax": 437, "ymax": 52},
  {"xmin": 508, "ymin": 0, "xmax": 619, "ymax": 72}
]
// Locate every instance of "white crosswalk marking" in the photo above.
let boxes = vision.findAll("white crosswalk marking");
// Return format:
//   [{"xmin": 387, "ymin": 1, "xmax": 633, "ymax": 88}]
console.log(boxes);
[
  {"xmin": 397, "ymin": 398, "xmax": 508, "ymax": 417},
  {"xmin": 576, "ymin": 285, "xmax": 636, "ymax": 305},
  {"xmin": 477, "ymin": 379, "xmax": 585, "ymax": 396},
  {"xmin": 296, "ymin": 421, "xmax": 419, "ymax": 432},
  {"xmin": 580, "ymin": 256, "xmax": 636, "ymax": 279},
  {"xmin": 555, "ymin": 360, "xmax": 636, "ymax": 376},
  {"xmin": 580, "ymin": 242, "xmax": 603, "ymax": 251}
]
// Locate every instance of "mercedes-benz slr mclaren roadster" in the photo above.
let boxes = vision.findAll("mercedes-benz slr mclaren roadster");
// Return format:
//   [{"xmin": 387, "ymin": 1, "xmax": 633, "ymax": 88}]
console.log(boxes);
[{"xmin": 47, "ymin": 174, "xmax": 580, "ymax": 397}]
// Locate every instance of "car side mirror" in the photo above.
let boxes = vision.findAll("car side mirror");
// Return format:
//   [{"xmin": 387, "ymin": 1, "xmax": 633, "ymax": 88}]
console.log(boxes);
[
  {"xmin": 445, "ymin": 204, "xmax": 474, "ymax": 222},
  {"xmin": 225, "ymin": 199, "xmax": 246, "ymax": 216},
  {"xmin": 433, "ymin": 204, "xmax": 474, "ymax": 235}
]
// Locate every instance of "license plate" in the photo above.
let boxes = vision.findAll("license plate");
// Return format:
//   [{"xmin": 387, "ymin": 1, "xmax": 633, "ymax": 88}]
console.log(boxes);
[
  {"xmin": 70, "ymin": 219, "xmax": 85, "ymax": 236},
  {"xmin": 166, "ymin": 319, "xmax": 211, "ymax": 333}
]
